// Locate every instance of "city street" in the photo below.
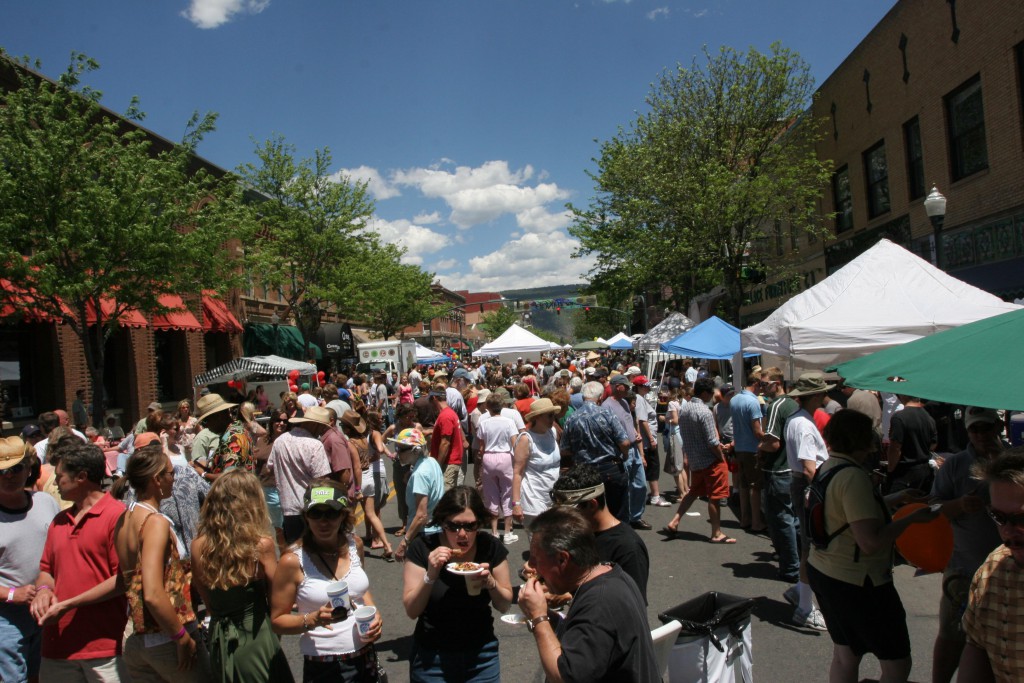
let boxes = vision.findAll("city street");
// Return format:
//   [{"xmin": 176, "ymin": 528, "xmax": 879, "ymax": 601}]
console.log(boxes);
[{"xmin": 280, "ymin": 457, "xmax": 945, "ymax": 682}]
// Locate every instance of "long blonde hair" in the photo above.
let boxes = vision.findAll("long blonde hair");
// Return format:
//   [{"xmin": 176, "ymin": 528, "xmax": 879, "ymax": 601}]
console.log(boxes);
[{"xmin": 195, "ymin": 470, "xmax": 270, "ymax": 590}]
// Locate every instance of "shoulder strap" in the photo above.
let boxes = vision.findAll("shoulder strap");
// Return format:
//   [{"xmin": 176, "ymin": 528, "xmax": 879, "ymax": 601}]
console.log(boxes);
[{"xmin": 816, "ymin": 462, "xmax": 859, "ymax": 547}]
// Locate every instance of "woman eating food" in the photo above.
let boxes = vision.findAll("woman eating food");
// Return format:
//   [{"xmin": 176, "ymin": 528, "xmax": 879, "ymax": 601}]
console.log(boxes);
[{"xmin": 401, "ymin": 486, "xmax": 513, "ymax": 682}]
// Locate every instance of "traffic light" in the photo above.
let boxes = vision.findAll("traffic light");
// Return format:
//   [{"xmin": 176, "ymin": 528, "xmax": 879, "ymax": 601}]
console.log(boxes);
[
  {"xmin": 585, "ymin": 306, "xmax": 590, "ymax": 315},
  {"xmin": 556, "ymin": 307, "xmax": 561, "ymax": 316}
]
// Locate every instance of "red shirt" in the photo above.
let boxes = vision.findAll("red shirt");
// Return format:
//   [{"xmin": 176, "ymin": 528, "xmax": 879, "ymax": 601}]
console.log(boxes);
[
  {"xmin": 321, "ymin": 427, "xmax": 356, "ymax": 499},
  {"xmin": 430, "ymin": 406, "xmax": 464, "ymax": 467},
  {"xmin": 39, "ymin": 492, "xmax": 127, "ymax": 660},
  {"xmin": 813, "ymin": 408, "xmax": 831, "ymax": 435}
]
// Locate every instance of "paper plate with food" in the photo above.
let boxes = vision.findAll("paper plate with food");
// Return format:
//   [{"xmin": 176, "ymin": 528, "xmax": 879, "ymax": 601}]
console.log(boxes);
[{"xmin": 446, "ymin": 561, "xmax": 484, "ymax": 575}]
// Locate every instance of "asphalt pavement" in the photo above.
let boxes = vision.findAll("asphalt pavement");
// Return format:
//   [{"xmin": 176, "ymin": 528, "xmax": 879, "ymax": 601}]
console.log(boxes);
[{"xmin": 279, "ymin": 458, "xmax": 944, "ymax": 682}]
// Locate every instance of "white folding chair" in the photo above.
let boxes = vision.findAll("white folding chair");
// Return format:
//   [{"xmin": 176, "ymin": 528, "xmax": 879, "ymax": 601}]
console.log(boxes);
[{"xmin": 650, "ymin": 619, "xmax": 683, "ymax": 681}]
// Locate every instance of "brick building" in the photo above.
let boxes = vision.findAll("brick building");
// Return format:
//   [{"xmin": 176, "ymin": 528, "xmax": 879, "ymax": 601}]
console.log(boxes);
[
  {"xmin": 739, "ymin": 0, "xmax": 1024, "ymax": 325},
  {"xmin": 401, "ymin": 283, "xmax": 467, "ymax": 353}
]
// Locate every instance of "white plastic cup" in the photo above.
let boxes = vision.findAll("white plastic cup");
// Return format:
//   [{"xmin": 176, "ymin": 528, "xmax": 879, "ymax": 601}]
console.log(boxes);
[
  {"xmin": 325, "ymin": 580, "xmax": 350, "ymax": 617},
  {"xmin": 465, "ymin": 569, "xmax": 485, "ymax": 596},
  {"xmin": 354, "ymin": 605, "xmax": 377, "ymax": 639}
]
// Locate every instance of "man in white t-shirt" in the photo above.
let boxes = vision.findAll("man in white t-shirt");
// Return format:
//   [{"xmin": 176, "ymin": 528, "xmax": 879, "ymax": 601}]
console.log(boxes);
[
  {"xmin": 296, "ymin": 383, "xmax": 318, "ymax": 410},
  {"xmin": 683, "ymin": 359, "xmax": 698, "ymax": 386},
  {"xmin": 783, "ymin": 372, "xmax": 832, "ymax": 631}
]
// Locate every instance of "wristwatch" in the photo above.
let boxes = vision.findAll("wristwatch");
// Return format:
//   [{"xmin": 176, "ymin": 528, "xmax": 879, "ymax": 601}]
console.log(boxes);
[{"xmin": 526, "ymin": 614, "xmax": 550, "ymax": 632}]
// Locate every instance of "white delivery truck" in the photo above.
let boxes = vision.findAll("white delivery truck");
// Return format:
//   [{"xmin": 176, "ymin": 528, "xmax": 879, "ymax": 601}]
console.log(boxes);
[{"xmin": 356, "ymin": 339, "xmax": 418, "ymax": 377}]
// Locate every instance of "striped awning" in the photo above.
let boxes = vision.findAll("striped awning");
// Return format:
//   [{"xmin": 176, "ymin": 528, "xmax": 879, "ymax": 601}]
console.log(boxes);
[{"xmin": 194, "ymin": 355, "xmax": 318, "ymax": 387}]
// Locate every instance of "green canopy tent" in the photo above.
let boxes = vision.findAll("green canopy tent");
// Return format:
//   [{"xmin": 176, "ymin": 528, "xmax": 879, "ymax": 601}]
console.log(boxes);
[
  {"xmin": 828, "ymin": 307, "xmax": 1024, "ymax": 411},
  {"xmin": 572, "ymin": 340, "xmax": 610, "ymax": 351}
]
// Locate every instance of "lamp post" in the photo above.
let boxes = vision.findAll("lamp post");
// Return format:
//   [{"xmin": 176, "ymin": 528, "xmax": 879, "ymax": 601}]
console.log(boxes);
[
  {"xmin": 924, "ymin": 186, "xmax": 947, "ymax": 269},
  {"xmin": 270, "ymin": 311, "xmax": 280, "ymax": 356}
]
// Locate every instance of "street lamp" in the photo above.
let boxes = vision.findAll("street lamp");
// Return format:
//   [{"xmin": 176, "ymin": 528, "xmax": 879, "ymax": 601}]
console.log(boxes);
[
  {"xmin": 924, "ymin": 186, "xmax": 947, "ymax": 268},
  {"xmin": 270, "ymin": 311, "xmax": 280, "ymax": 356}
]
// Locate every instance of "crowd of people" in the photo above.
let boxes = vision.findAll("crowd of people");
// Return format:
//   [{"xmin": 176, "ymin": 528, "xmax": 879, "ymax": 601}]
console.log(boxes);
[{"xmin": 0, "ymin": 352, "xmax": 1020, "ymax": 682}]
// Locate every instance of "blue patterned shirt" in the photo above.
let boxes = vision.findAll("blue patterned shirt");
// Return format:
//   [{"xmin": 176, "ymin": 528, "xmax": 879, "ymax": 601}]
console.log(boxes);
[{"xmin": 560, "ymin": 401, "xmax": 629, "ymax": 471}]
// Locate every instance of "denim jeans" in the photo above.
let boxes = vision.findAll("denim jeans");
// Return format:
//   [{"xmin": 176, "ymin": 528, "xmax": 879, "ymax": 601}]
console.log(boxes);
[
  {"xmin": 763, "ymin": 470, "xmax": 800, "ymax": 581},
  {"xmin": 410, "ymin": 639, "xmax": 500, "ymax": 683},
  {"xmin": 0, "ymin": 604, "xmax": 40, "ymax": 683},
  {"xmin": 626, "ymin": 446, "xmax": 648, "ymax": 522}
]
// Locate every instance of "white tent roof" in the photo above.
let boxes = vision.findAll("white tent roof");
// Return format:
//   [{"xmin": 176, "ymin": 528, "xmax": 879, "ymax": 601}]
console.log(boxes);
[
  {"xmin": 415, "ymin": 343, "xmax": 447, "ymax": 363},
  {"xmin": 605, "ymin": 332, "xmax": 631, "ymax": 345},
  {"xmin": 742, "ymin": 239, "xmax": 1021, "ymax": 368},
  {"xmin": 472, "ymin": 323, "xmax": 553, "ymax": 357}
]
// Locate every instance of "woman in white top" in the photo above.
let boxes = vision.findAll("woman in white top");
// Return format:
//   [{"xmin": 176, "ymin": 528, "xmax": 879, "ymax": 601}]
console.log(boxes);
[
  {"xmin": 475, "ymin": 392, "xmax": 520, "ymax": 544},
  {"xmin": 511, "ymin": 399, "xmax": 562, "ymax": 539},
  {"xmin": 666, "ymin": 388, "xmax": 689, "ymax": 497},
  {"xmin": 271, "ymin": 480, "xmax": 383, "ymax": 683}
]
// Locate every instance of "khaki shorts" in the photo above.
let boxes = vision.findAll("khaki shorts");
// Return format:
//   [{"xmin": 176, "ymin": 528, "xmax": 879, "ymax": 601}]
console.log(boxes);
[
  {"xmin": 735, "ymin": 451, "xmax": 762, "ymax": 490},
  {"xmin": 937, "ymin": 570, "xmax": 972, "ymax": 642}
]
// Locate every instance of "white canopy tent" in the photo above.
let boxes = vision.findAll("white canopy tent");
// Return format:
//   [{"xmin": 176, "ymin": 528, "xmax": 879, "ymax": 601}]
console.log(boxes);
[
  {"xmin": 741, "ymin": 239, "xmax": 1021, "ymax": 374},
  {"xmin": 415, "ymin": 343, "xmax": 448, "ymax": 365},
  {"xmin": 472, "ymin": 323, "xmax": 553, "ymax": 363}
]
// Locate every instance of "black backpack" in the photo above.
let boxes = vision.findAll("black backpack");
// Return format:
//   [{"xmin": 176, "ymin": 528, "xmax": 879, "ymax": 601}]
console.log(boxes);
[{"xmin": 804, "ymin": 462, "xmax": 859, "ymax": 551}]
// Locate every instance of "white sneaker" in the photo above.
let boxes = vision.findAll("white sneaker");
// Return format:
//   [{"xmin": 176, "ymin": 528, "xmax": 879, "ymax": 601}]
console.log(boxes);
[
  {"xmin": 792, "ymin": 607, "xmax": 827, "ymax": 631},
  {"xmin": 650, "ymin": 496, "xmax": 671, "ymax": 507},
  {"xmin": 502, "ymin": 533, "xmax": 519, "ymax": 545},
  {"xmin": 783, "ymin": 585, "xmax": 799, "ymax": 607}
]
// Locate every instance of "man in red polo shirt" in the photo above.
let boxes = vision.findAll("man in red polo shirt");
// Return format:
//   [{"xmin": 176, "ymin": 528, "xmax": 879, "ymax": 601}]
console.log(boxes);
[
  {"xmin": 429, "ymin": 382, "xmax": 465, "ymax": 490},
  {"xmin": 31, "ymin": 441, "xmax": 127, "ymax": 681}
]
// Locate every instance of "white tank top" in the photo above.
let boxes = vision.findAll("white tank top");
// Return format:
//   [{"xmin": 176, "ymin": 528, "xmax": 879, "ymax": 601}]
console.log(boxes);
[{"xmin": 295, "ymin": 535, "xmax": 371, "ymax": 655}]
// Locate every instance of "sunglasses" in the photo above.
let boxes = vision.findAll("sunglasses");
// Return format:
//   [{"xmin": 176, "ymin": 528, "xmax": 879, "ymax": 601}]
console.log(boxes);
[
  {"xmin": 442, "ymin": 520, "xmax": 480, "ymax": 533},
  {"xmin": 987, "ymin": 506, "xmax": 1024, "ymax": 528},
  {"xmin": 1, "ymin": 462, "xmax": 27, "ymax": 476},
  {"xmin": 306, "ymin": 507, "xmax": 344, "ymax": 521}
]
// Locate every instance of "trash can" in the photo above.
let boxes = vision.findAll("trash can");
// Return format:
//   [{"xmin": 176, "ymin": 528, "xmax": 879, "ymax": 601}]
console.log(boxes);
[{"xmin": 658, "ymin": 592, "xmax": 755, "ymax": 683}]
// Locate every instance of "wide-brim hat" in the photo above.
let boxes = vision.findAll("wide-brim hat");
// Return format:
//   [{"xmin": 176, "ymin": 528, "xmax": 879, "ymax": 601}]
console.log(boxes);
[
  {"xmin": 389, "ymin": 427, "xmax": 427, "ymax": 447},
  {"xmin": 787, "ymin": 372, "xmax": 833, "ymax": 398},
  {"xmin": 340, "ymin": 410, "xmax": 367, "ymax": 434},
  {"xmin": 0, "ymin": 437, "xmax": 26, "ymax": 470},
  {"xmin": 196, "ymin": 393, "xmax": 237, "ymax": 422},
  {"xmin": 525, "ymin": 398, "xmax": 560, "ymax": 423},
  {"xmin": 290, "ymin": 405, "xmax": 333, "ymax": 428},
  {"xmin": 586, "ymin": 352, "xmax": 601, "ymax": 361}
]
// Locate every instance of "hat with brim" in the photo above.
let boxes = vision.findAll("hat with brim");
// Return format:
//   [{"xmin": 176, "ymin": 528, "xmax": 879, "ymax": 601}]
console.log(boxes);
[
  {"xmin": 340, "ymin": 410, "xmax": 367, "ymax": 435},
  {"xmin": 624, "ymin": 366, "xmax": 642, "ymax": 377},
  {"xmin": 787, "ymin": 372, "xmax": 832, "ymax": 398},
  {"xmin": 965, "ymin": 406, "xmax": 1000, "ymax": 430},
  {"xmin": 289, "ymin": 405, "xmax": 333, "ymax": 428},
  {"xmin": 0, "ymin": 437, "xmax": 26, "ymax": 471},
  {"xmin": 586, "ymin": 352, "xmax": 600, "ymax": 361},
  {"xmin": 525, "ymin": 398, "xmax": 560, "ymax": 423},
  {"xmin": 196, "ymin": 393, "xmax": 237, "ymax": 422},
  {"xmin": 609, "ymin": 375, "xmax": 631, "ymax": 387},
  {"xmin": 134, "ymin": 432, "xmax": 161, "ymax": 449},
  {"xmin": 476, "ymin": 388, "xmax": 491, "ymax": 403},
  {"xmin": 303, "ymin": 484, "xmax": 349, "ymax": 512},
  {"xmin": 492, "ymin": 388, "xmax": 514, "ymax": 406},
  {"xmin": 389, "ymin": 427, "xmax": 427, "ymax": 447}
]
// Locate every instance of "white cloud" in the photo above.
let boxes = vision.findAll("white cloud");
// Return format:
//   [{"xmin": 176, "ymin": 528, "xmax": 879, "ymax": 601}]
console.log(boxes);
[
  {"xmin": 434, "ymin": 259, "xmax": 457, "ymax": 270},
  {"xmin": 413, "ymin": 211, "xmax": 442, "ymax": 225},
  {"xmin": 392, "ymin": 161, "xmax": 569, "ymax": 229},
  {"xmin": 437, "ymin": 232, "xmax": 595, "ymax": 291},
  {"xmin": 182, "ymin": 0, "xmax": 269, "ymax": 29},
  {"xmin": 336, "ymin": 166, "xmax": 401, "ymax": 200},
  {"xmin": 647, "ymin": 7, "xmax": 670, "ymax": 20},
  {"xmin": 368, "ymin": 217, "xmax": 451, "ymax": 265},
  {"xmin": 515, "ymin": 206, "xmax": 572, "ymax": 233}
]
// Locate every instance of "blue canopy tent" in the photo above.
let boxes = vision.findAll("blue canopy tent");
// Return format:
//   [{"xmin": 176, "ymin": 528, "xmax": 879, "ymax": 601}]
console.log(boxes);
[
  {"xmin": 608, "ymin": 337, "xmax": 634, "ymax": 350},
  {"xmin": 660, "ymin": 316, "xmax": 757, "ymax": 360}
]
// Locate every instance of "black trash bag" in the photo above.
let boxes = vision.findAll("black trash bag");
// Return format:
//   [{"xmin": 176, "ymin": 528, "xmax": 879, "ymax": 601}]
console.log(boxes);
[{"xmin": 657, "ymin": 592, "xmax": 755, "ymax": 653}]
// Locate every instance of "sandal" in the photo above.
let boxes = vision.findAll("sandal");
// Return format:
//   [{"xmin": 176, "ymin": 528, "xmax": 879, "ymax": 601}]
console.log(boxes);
[
  {"xmin": 708, "ymin": 535, "xmax": 737, "ymax": 544},
  {"xmin": 393, "ymin": 527, "xmax": 406, "ymax": 537},
  {"xmin": 382, "ymin": 551, "xmax": 395, "ymax": 563}
]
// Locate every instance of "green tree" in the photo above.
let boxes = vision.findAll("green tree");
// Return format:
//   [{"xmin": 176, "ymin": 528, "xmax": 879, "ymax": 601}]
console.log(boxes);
[
  {"xmin": 479, "ymin": 306, "xmax": 519, "ymax": 340},
  {"xmin": 237, "ymin": 134, "xmax": 376, "ymax": 359},
  {"xmin": 344, "ymin": 244, "xmax": 440, "ymax": 340},
  {"xmin": 571, "ymin": 306, "xmax": 625, "ymax": 343},
  {"xmin": 569, "ymin": 43, "xmax": 832, "ymax": 322},
  {"xmin": 0, "ymin": 52, "xmax": 246, "ymax": 424}
]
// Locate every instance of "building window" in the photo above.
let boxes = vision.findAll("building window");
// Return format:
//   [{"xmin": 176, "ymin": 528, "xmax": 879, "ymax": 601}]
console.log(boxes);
[
  {"xmin": 832, "ymin": 166, "xmax": 853, "ymax": 233},
  {"xmin": 945, "ymin": 75, "xmax": 988, "ymax": 180},
  {"xmin": 863, "ymin": 141, "xmax": 890, "ymax": 219},
  {"xmin": 904, "ymin": 118, "xmax": 925, "ymax": 200}
]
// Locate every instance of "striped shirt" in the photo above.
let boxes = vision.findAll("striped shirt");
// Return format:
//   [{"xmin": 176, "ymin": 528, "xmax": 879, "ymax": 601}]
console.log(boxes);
[{"xmin": 762, "ymin": 395, "xmax": 798, "ymax": 473}]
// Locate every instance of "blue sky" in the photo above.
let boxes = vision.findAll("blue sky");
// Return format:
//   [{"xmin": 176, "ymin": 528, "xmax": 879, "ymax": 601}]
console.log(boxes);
[{"xmin": 2, "ymin": 0, "xmax": 896, "ymax": 292}]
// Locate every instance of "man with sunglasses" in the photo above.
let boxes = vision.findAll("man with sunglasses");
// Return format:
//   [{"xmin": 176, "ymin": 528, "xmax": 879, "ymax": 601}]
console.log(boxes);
[
  {"xmin": 0, "ymin": 437, "xmax": 59, "ymax": 683},
  {"xmin": 928, "ymin": 410, "xmax": 1006, "ymax": 683},
  {"xmin": 956, "ymin": 446, "xmax": 1024, "ymax": 682}
]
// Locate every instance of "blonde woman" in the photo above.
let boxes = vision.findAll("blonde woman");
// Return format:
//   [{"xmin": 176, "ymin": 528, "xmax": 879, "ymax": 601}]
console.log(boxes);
[
  {"xmin": 177, "ymin": 400, "xmax": 199, "ymax": 452},
  {"xmin": 191, "ymin": 470, "xmax": 294, "ymax": 682}
]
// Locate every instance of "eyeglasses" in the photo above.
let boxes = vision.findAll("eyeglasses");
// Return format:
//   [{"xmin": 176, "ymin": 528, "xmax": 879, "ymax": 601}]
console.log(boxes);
[
  {"xmin": 987, "ymin": 506, "xmax": 1024, "ymax": 528},
  {"xmin": 306, "ymin": 507, "xmax": 344, "ymax": 521},
  {"xmin": 0, "ymin": 462, "xmax": 26, "ymax": 476},
  {"xmin": 442, "ymin": 520, "xmax": 480, "ymax": 533}
]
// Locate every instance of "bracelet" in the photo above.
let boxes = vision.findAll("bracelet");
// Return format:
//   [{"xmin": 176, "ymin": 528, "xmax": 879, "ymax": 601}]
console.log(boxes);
[
  {"xmin": 512, "ymin": 501, "xmax": 521, "ymax": 507},
  {"xmin": 302, "ymin": 613, "xmax": 311, "ymax": 631},
  {"xmin": 172, "ymin": 626, "xmax": 187, "ymax": 641},
  {"xmin": 6, "ymin": 587, "xmax": 14, "ymax": 603},
  {"xmin": 36, "ymin": 585, "xmax": 52, "ymax": 593},
  {"xmin": 423, "ymin": 572, "xmax": 436, "ymax": 585}
]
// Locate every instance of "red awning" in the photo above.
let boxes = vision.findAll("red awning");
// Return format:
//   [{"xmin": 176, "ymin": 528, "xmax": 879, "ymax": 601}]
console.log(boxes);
[
  {"xmin": 151, "ymin": 294, "xmax": 202, "ymax": 331},
  {"xmin": 0, "ymin": 279, "xmax": 57, "ymax": 323},
  {"xmin": 85, "ymin": 298, "xmax": 148, "ymax": 329},
  {"xmin": 201, "ymin": 292, "xmax": 243, "ymax": 334},
  {"xmin": 1, "ymin": 279, "xmax": 146, "ymax": 328}
]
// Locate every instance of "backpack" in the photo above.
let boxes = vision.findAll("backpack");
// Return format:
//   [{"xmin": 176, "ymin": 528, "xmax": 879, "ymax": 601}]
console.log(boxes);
[{"xmin": 804, "ymin": 462, "xmax": 859, "ymax": 551}]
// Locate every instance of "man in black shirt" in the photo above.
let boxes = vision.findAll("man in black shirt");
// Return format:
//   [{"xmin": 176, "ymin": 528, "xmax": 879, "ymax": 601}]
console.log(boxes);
[
  {"xmin": 551, "ymin": 465, "xmax": 650, "ymax": 602},
  {"xmin": 519, "ymin": 507, "xmax": 659, "ymax": 683},
  {"xmin": 887, "ymin": 395, "xmax": 937, "ymax": 493}
]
